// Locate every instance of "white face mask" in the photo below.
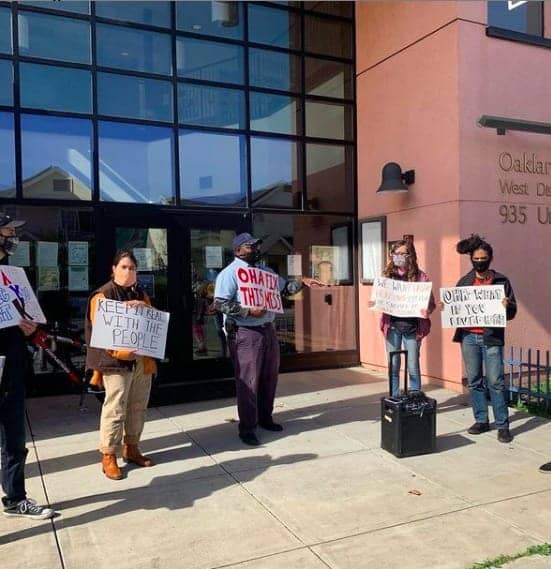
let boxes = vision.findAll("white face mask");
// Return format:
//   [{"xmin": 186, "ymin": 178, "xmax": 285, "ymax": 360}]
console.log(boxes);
[{"xmin": 392, "ymin": 253, "xmax": 408, "ymax": 268}]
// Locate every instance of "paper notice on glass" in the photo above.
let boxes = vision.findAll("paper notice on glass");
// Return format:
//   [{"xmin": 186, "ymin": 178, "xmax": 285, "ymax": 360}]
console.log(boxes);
[
  {"xmin": 287, "ymin": 254, "xmax": 302, "ymax": 277},
  {"xmin": 90, "ymin": 299, "xmax": 170, "ymax": 359},
  {"xmin": 68, "ymin": 241, "xmax": 89, "ymax": 266},
  {"xmin": 205, "ymin": 246, "xmax": 223, "ymax": 268},
  {"xmin": 138, "ymin": 274, "xmax": 155, "ymax": 298},
  {"xmin": 133, "ymin": 248, "xmax": 155, "ymax": 271},
  {"xmin": 38, "ymin": 267, "xmax": 60, "ymax": 291},
  {"xmin": 0, "ymin": 266, "xmax": 46, "ymax": 329},
  {"xmin": 8, "ymin": 241, "xmax": 30, "ymax": 267},
  {"xmin": 36, "ymin": 241, "xmax": 59, "ymax": 267},
  {"xmin": 440, "ymin": 285, "xmax": 506, "ymax": 328},
  {"xmin": 370, "ymin": 276, "xmax": 432, "ymax": 318},
  {"xmin": 68, "ymin": 266, "xmax": 89, "ymax": 291}
]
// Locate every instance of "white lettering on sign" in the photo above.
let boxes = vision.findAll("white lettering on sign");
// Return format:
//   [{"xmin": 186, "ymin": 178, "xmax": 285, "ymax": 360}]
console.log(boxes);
[
  {"xmin": 236, "ymin": 267, "xmax": 283, "ymax": 314},
  {"xmin": 440, "ymin": 285, "xmax": 506, "ymax": 328},
  {"xmin": 370, "ymin": 276, "xmax": 432, "ymax": 318}
]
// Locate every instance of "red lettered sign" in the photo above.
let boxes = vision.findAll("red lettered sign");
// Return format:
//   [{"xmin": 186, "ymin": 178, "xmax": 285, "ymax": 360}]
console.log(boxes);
[{"xmin": 236, "ymin": 267, "xmax": 284, "ymax": 314}]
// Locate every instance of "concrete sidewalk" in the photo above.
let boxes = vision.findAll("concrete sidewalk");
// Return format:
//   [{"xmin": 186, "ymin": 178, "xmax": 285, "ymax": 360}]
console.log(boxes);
[{"xmin": 2, "ymin": 367, "xmax": 551, "ymax": 569}]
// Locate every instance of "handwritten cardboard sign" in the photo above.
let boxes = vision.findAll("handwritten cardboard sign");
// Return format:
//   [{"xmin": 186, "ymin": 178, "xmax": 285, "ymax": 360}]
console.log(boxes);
[
  {"xmin": 236, "ymin": 266, "xmax": 283, "ymax": 314},
  {"xmin": 440, "ymin": 285, "xmax": 506, "ymax": 328},
  {"xmin": 370, "ymin": 276, "xmax": 432, "ymax": 318},
  {"xmin": 90, "ymin": 299, "xmax": 170, "ymax": 359},
  {"xmin": 0, "ymin": 266, "xmax": 46, "ymax": 330}
]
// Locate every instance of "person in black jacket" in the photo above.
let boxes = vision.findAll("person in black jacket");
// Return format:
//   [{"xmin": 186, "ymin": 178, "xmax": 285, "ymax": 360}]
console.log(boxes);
[
  {"xmin": 453, "ymin": 234, "xmax": 517, "ymax": 443},
  {"xmin": 0, "ymin": 213, "xmax": 55, "ymax": 520}
]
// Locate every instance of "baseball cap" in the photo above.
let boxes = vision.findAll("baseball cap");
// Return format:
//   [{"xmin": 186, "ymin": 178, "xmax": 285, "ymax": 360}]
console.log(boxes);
[
  {"xmin": 232, "ymin": 232, "xmax": 262, "ymax": 250},
  {"xmin": 0, "ymin": 213, "xmax": 26, "ymax": 229}
]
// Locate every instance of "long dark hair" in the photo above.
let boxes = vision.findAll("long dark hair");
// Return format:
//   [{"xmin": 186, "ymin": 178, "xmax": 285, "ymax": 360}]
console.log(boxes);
[
  {"xmin": 456, "ymin": 234, "xmax": 493, "ymax": 260},
  {"xmin": 383, "ymin": 240, "xmax": 421, "ymax": 281}
]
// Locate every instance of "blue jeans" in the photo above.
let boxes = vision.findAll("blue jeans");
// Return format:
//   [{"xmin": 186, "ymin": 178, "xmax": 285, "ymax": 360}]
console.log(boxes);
[
  {"xmin": 385, "ymin": 328, "xmax": 421, "ymax": 396},
  {"xmin": 461, "ymin": 333, "xmax": 508, "ymax": 429}
]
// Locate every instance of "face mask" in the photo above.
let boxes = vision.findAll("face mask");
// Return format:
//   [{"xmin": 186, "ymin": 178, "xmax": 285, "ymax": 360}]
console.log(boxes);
[
  {"xmin": 472, "ymin": 259, "xmax": 491, "ymax": 273},
  {"xmin": 392, "ymin": 254, "xmax": 408, "ymax": 268},
  {"xmin": 239, "ymin": 250, "xmax": 261, "ymax": 265},
  {"xmin": 0, "ymin": 236, "xmax": 19, "ymax": 255}
]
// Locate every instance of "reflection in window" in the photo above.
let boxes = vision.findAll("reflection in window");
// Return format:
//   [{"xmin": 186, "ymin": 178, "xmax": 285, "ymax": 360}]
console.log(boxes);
[
  {"xmin": 21, "ymin": 1, "xmax": 90, "ymax": 14},
  {"xmin": 98, "ymin": 73, "xmax": 172, "ymax": 122},
  {"xmin": 178, "ymin": 83, "xmax": 244, "ymax": 129},
  {"xmin": 0, "ymin": 113, "xmax": 15, "ymax": 197},
  {"xmin": 306, "ymin": 144, "xmax": 354, "ymax": 212},
  {"xmin": 177, "ymin": 1, "xmax": 244, "ymax": 40},
  {"xmin": 250, "ymin": 93, "xmax": 299, "ymax": 135},
  {"xmin": 96, "ymin": 24, "xmax": 172, "ymax": 75},
  {"xmin": 96, "ymin": 1, "xmax": 170, "ymax": 27},
  {"xmin": 304, "ymin": 15, "xmax": 353, "ymax": 59},
  {"xmin": 99, "ymin": 122, "xmax": 175, "ymax": 205},
  {"xmin": 21, "ymin": 114, "xmax": 93, "ymax": 200},
  {"xmin": 305, "ymin": 58, "xmax": 353, "ymax": 99},
  {"xmin": 0, "ymin": 61, "xmax": 13, "ymax": 106},
  {"xmin": 248, "ymin": 5, "xmax": 300, "ymax": 49},
  {"xmin": 0, "ymin": 8, "xmax": 12, "ymax": 54},
  {"xmin": 251, "ymin": 137, "xmax": 300, "ymax": 209},
  {"xmin": 179, "ymin": 130, "xmax": 246, "ymax": 205},
  {"xmin": 18, "ymin": 12, "xmax": 90, "ymax": 64},
  {"xmin": 249, "ymin": 48, "xmax": 301, "ymax": 92},
  {"xmin": 177, "ymin": 37, "xmax": 244, "ymax": 85},
  {"xmin": 306, "ymin": 101, "xmax": 353, "ymax": 141},
  {"xmin": 20, "ymin": 63, "xmax": 91, "ymax": 114},
  {"xmin": 488, "ymin": 1, "xmax": 543, "ymax": 35}
]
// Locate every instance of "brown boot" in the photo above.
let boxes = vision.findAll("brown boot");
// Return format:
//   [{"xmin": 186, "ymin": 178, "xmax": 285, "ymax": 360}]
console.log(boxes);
[
  {"xmin": 102, "ymin": 454, "xmax": 123, "ymax": 480},
  {"xmin": 123, "ymin": 444, "xmax": 155, "ymax": 467}
]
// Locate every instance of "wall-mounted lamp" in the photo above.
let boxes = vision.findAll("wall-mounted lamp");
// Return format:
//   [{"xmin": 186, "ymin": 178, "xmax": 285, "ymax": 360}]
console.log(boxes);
[
  {"xmin": 478, "ymin": 115, "xmax": 551, "ymax": 136},
  {"xmin": 376, "ymin": 162, "xmax": 415, "ymax": 194}
]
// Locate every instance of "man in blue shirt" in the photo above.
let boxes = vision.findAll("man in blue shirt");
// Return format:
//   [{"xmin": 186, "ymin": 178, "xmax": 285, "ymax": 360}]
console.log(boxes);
[{"xmin": 214, "ymin": 232, "xmax": 321, "ymax": 445}]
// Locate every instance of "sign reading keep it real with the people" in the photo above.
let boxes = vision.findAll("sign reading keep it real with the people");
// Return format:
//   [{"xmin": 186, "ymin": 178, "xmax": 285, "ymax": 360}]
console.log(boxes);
[
  {"xmin": 90, "ymin": 299, "xmax": 170, "ymax": 359},
  {"xmin": 236, "ymin": 266, "xmax": 284, "ymax": 314},
  {"xmin": 0, "ymin": 266, "xmax": 46, "ymax": 330},
  {"xmin": 370, "ymin": 276, "xmax": 432, "ymax": 318},
  {"xmin": 440, "ymin": 285, "xmax": 506, "ymax": 328}
]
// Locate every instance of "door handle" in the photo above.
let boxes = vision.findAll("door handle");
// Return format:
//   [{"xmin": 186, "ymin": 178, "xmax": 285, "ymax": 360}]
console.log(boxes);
[{"xmin": 324, "ymin": 294, "xmax": 332, "ymax": 306}]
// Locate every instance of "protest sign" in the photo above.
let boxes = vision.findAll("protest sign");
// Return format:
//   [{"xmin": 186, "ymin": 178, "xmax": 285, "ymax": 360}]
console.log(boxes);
[
  {"xmin": 236, "ymin": 266, "xmax": 283, "ymax": 314},
  {"xmin": 370, "ymin": 276, "xmax": 432, "ymax": 318},
  {"xmin": 0, "ymin": 266, "xmax": 46, "ymax": 329},
  {"xmin": 90, "ymin": 299, "xmax": 170, "ymax": 359},
  {"xmin": 440, "ymin": 285, "xmax": 506, "ymax": 328}
]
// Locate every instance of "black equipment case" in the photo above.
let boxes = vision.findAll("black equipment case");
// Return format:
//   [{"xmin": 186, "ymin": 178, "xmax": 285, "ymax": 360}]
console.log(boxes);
[{"xmin": 380, "ymin": 350, "xmax": 437, "ymax": 458}]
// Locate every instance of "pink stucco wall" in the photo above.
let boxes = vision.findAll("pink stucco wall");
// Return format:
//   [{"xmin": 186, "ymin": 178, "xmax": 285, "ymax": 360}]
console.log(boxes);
[{"xmin": 356, "ymin": 1, "xmax": 550, "ymax": 391}]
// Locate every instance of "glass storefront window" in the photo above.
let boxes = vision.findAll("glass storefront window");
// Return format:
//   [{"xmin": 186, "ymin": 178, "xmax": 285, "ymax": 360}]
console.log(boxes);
[
  {"xmin": 248, "ymin": 4, "xmax": 300, "ymax": 50},
  {"xmin": 21, "ymin": 114, "xmax": 93, "ymax": 200},
  {"xmin": 96, "ymin": 1, "xmax": 170, "ymax": 27},
  {"xmin": 20, "ymin": 63, "xmax": 91, "ymax": 114},
  {"xmin": 249, "ymin": 48, "xmax": 301, "ymax": 92},
  {"xmin": 0, "ymin": 61, "xmax": 13, "ymax": 106},
  {"xmin": 305, "ymin": 101, "xmax": 354, "ymax": 141},
  {"xmin": 250, "ymin": 92, "xmax": 300, "ymax": 136},
  {"xmin": 253, "ymin": 212, "xmax": 356, "ymax": 353},
  {"xmin": 177, "ymin": 1, "xmax": 244, "ymax": 40},
  {"xmin": 0, "ymin": 112, "xmax": 15, "ymax": 198},
  {"xmin": 488, "ymin": 1, "xmax": 543, "ymax": 36},
  {"xmin": 251, "ymin": 137, "xmax": 300, "ymax": 209},
  {"xmin": 98, "ymin": 72, "xmax": 172, "ymax": 122},
  {"xmin": 20, "ymin": 1, "xmax": 90, "ymax": 15},
  {"xmin": 176, "ymin": 37, "xmax": 244, "ymax": 85},
  {"xmin": 0, "ymin": 8, "xmax": 12, "ymax": 54},
  {"xmin": 305, "ymin": 57, "xmax": 353, "ymax": 99},
  {"xmin": 96, "ymin": 24, "xmax": 172, "ymax": 75},
  {"xmin": 179, "ymin": 129, "xmax": 246, "ymax": 206},
  {"xmin": 304, "ymin": 15, "xmax": 353, "ymax": 59},
  {"xmin": 17, "ymin": 11, "xmax": 90, "ymax": 64},
  {"xmin": 99, "ymin": 121, "xmax": 175, "ymax": 205},
  {"xmin": 303, "ymin": 1, "xmax": 354, "ymax": 18},
  {"xmin": 306, "ymin": 143, "xmax": 354, "ymax": 212},
  {"xmin": 178, "ymin": 83, "xmax": 245, "ymax": 129}
]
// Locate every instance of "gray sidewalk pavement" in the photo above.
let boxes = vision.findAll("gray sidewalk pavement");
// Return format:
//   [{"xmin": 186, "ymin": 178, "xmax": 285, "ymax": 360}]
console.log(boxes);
[{"xmin": 2, "ymin": 366, "xmax": 551, "ymax": 569}]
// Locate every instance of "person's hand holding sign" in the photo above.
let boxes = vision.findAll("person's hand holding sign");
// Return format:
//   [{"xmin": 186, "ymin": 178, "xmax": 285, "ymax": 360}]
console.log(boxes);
[
  {"xmin": 18, "ymin": 319, "xmax": 38, "ymax": 337},
  {"xmin": 301, "ymin": 277, "xmax": 325, "ymax": 288},
  {"xmin": 248, "ymin": 307, "xmax": 267, "ymax": 318}
]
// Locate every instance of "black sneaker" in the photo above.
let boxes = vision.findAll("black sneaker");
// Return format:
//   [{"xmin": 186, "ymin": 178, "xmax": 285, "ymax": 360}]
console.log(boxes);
[
  {"xmin": 497, "ymin": 428, "xmax": 513, "ymax": 443},
  {"xmin": 239, "ymin": 432, "xmax": 261, "ymax": 446},
  {"xmin": 3, "ymin": 498, "xmax": 55, "ymax": 520},
  {"xmin": 539, "ymin": 462, "xmax": 551, "ymax": 473},
  {"xmin": 259, "ymin": 421, "xmax": 283, "ymax": 432},
  {"xmin": 468, "ymin": 422, "xmax": 490, "ymax": 435}
]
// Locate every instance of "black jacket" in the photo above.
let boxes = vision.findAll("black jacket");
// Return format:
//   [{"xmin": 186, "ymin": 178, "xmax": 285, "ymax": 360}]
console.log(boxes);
[{"xmin": 452, "ymin": 269, "xmax": 517, "ymax": 346}]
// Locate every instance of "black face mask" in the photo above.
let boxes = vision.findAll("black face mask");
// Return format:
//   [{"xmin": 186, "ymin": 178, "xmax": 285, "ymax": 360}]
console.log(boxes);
[
  {"xmin": 0, "ymin": 235, "xmax": 19, "ymax": 255},
  {"xmin": 238, "ymin": 250, "xmax": 262, "ymax": 265},
  {"xmin": 472, "ymin": 259, "xmax": 491, "ymax": 273}
]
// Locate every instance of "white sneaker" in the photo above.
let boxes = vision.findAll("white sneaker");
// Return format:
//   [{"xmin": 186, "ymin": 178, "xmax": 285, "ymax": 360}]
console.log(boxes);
[{"xmin": 3, "ymin": 498, "xmax": 55, "ymax": 520}]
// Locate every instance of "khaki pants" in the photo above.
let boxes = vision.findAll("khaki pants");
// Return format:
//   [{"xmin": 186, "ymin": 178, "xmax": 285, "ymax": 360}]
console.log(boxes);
[{"xmin": 99, "ymin": 358, "xmax": 152, "ymax": 455}]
